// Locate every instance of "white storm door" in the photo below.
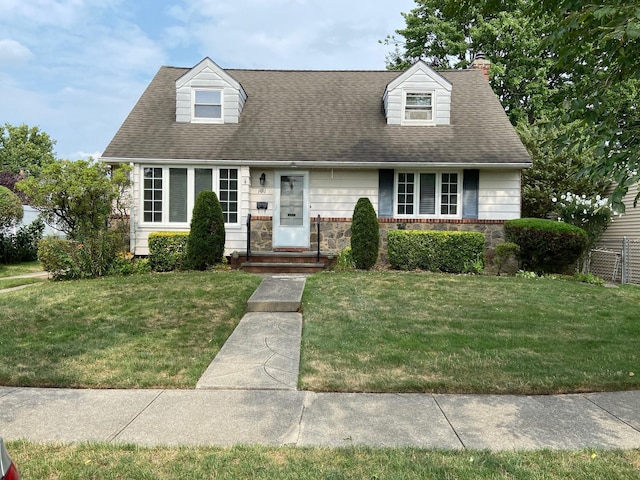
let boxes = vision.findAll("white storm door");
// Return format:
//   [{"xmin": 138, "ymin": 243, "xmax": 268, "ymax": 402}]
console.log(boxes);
[{"xmin": 273, "ymin": 171, "xmax": 310, "ymax": 248}]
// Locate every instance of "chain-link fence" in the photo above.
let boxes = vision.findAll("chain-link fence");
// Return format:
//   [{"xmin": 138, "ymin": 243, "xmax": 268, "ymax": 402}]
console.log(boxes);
[{"xmin": 588, "ymin": 238, "xmax": 640, "ymax": 285}]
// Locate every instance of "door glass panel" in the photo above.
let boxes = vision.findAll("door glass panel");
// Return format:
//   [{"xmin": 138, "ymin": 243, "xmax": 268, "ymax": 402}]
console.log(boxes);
[{"xmin": 280, "ymin": 175, "xmax": 304, "ymax": 226}]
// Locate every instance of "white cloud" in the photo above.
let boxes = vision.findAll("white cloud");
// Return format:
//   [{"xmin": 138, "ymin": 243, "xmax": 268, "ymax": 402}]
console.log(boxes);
[
  {"xmin": 0, "ymin": 39, "xmax": 33, "ymax": 62},
  {"xmin": 163, "ymin": 0, "xmax": 413, "ymax": 69}
]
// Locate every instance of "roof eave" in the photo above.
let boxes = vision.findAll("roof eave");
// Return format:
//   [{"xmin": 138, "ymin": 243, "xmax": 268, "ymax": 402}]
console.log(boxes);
[{"xmin": 99, "ymin": 156, "xmax": 531, "ymax": 169}]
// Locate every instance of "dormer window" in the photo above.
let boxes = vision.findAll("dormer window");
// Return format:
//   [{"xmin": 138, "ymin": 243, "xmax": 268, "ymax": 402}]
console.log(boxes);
[
  {"xmin": 192, "ymin": 88, "xmax": 222, "ymax": 123},
  {"xmin": 403, "ymin": 92, "xmax": 434, "ymax": 125}
]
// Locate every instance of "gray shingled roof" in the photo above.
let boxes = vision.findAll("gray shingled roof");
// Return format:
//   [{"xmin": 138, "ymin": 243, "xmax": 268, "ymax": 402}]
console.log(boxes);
[{"xmin": 102, "ymin": 66, "xmax": 531, "ymax": 166}]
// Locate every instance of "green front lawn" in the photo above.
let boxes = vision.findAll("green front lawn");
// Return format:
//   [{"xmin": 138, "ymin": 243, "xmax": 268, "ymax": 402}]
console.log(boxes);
[
  {"xmin": 0, "ymin": 260, "xmax": 43, "ymax": 277},
  {"xmin": 8, "ymin": 443, "xmax": 640, "ymax": 479},
  {"xmin": 0, "ymin": 271, "xmax": 262, "ymax": 388},
  {"xmin": 300, "ymin": 272, "xmax": 640, "ymax": 394}
]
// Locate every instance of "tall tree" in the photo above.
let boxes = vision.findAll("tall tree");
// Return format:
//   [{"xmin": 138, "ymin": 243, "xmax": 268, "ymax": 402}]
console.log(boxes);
[
  {"xmin": 538, "ymin": 0, "xmax": 640, "ymax": 211},
  {"xmin": 383, "ymin": 0, "xmax": 561, "ymax": 124},
  {"xmin": 0, "ymin": 123, "xmax": 56, "ymax": 175}
]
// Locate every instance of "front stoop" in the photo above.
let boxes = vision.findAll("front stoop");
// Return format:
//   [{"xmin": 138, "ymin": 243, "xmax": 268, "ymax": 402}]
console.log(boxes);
[{"xmin": 230, "ymin": 251, "xmax": 336, "ymax": 274}]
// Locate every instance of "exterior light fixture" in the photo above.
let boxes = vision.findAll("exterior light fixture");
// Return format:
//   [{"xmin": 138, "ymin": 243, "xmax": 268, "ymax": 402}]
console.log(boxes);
[{"xmin": 259, "ymin": 173, "xmax": 266, "ymax": 186}]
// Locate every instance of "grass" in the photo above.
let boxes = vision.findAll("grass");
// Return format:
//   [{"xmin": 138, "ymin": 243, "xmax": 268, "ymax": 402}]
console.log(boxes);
[
  {"xmin": 0, "ymin": 277, "xmax": 45, "ymax": 290},
  {"xmin": 300, "ymin": 272, "xmax": 640, "ymax": 394},
  {"xmin": 0, "ymin": 260, "xmax": 43, "ymax": 277},
  {"xmin": 7, "ymin": 442, "xmax": 640, "ymax": 479},
  {"xmin": 0, "ymin": 271, "xmax": 262, "ymax": 388}
]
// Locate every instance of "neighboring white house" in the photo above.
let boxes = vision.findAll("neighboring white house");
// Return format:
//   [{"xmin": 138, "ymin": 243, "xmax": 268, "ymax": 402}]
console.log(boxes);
[
  {"xmin": 591, "ymin": 182, "xmax": 640, "ymax": 284},
  {"xmin": 100, "ymin": 57, "xmax": 531, "ymax": 257}
]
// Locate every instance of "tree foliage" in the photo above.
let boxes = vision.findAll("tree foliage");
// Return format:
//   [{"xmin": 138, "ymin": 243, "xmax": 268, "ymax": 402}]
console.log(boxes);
[
  {"xmin": 383, "ymin": 0, "xmax": 561, "ymax": 125},
  {"xmin": 0, "ymin": 185, "xmax": 23, "ymax": 231},
  {"xmin": 16, "ymin": 159, "xmax": 129, "ymax": 239},
  {"xmin": 518, "ymin": 122, "xmax": 606, "ymax": 218},
  {"xmin": 186, "ymin": 191, "xmax": 226, "ymax": 270},
  {"xmin": 0, "ymin": 123, "xmax": 56, "ymax": 175},
  {"xmin": 538, "ymin": 0, "xmax": 640, "ymax": 211}
]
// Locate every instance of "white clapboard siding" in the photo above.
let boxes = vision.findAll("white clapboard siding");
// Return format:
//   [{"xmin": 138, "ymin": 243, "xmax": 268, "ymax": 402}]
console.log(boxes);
[
  {"xmin": 478, "ymin": 170, "xmax": 521, "ymax": 220},
  {"xmin": 309, "ymin": 170, "xmax": 378, "ymax": 218},
  {"xmin": 175, "ymin": 59, "xmax": 246, "ymax": 124}
]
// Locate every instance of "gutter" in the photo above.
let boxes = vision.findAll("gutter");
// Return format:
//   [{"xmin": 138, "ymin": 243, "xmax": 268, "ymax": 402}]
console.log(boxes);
[{"xmin": 100, "ymin": 157, "xmax": 532, "ymax": 170}]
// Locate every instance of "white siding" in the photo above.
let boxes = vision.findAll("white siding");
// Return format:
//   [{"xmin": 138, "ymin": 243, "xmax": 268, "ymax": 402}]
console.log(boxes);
[
  {"xmin": 309, "ymin": 170, "xmax": 378, "ymax": 218},
  {"xmin": 601, "ymin": 182, "xmax": 640, "ymax": 239},
  {"xmin": 478, "ymin": 170, "xmax": 521, "ymax": 220},
  {"xmin": 248, "ymin": 169, "xmax": 378, "ymax": 219},
  {"xmin": 175, "ymin": 64, "xmax": 246, "ymax": 124}
]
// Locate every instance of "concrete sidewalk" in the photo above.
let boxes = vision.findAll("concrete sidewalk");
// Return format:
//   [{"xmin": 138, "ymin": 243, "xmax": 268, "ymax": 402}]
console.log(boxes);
[
  {"xmin": 1, "ymin": 387, "xmax": 640, "ymax": 449},
  {"xmin": 1, "ymin": 274, "xmax": 640, "ymax": 450}
]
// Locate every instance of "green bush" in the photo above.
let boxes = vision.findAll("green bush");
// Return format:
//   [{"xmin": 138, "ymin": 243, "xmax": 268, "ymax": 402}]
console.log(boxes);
[
  {"xmin": 186, "ymin": 191, "xmax": 226, "ymax": 270},
  {"xmin": 505, "ymin": 218, "xmax": 588, "ymax": 274},
  {"xmin": 148, "ymin": 232, "xmax": 189, "ymax": 272},
  {"xmin": 38, "ymin": 231, "xmax": 120, "ymax": 280},
  {"xmin": 350, "ymin": 197, "xmax": 379, "ymax": 270},
  {"xmin": 0, "ymin": 218, "xmax": 44, "ymax": 264},
  {"xmin": 38, "ymin": 237, "xmax": 80, "ymax": 280},
  {"xmin": 108, "ymin": 256, "xmax": 151, "ymax": 276},
  {"xmin": 387, "ymin": 230, "xmax": 485, "ymax": 273},
  {"xmin": 493, "ymin": 241, "xmax": 520, "ymax": 276},
  {"xmin": 0, "ymin": 185, "xmax": 23, "ymax": 230}
]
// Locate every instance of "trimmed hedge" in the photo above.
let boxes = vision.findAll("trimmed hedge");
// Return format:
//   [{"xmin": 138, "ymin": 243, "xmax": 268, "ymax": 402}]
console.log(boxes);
[
  {"xmin": 148, "ymin": 232, "xmax": 189, "ymax": 272},
  {"xmin": 387, "ymin": 230, "xmax": 485, "ymax": 273},
  {"xmin": 504, "ymin": 218, "xmax": 588, "ymax": 274},
  {"xmin": 350, "ymin": 197, "xmax": 380, "ymax": 269}
]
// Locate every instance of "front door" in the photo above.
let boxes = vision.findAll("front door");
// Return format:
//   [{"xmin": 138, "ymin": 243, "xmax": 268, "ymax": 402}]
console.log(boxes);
[{"xmin": 273, "ymin": 171, "xmax": 310, "ymax": 248}]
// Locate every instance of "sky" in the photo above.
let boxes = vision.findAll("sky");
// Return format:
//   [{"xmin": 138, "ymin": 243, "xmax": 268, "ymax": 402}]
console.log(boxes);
[{"xmin": 0, "ymin": 0, "xmax": 416, "ymax": 160}]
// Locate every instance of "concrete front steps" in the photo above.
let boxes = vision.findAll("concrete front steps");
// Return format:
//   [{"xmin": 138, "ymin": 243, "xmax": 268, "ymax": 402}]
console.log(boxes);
[{"xmin": 230, "ymin": 251, "xmax": 337, "ymax": 274}]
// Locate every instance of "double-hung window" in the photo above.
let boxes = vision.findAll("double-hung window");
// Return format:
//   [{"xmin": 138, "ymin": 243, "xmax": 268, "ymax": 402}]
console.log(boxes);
[
  {"xmin": 192, "ymin": 89, "xmax": 222, "ymax": 122},
  {"xmin": 403, "ymin": 92, "xmax": 434, "ymax": 124},
  {"xmin": 142, "ymin": 166, "xmax": 239, "ymax": 225},
  {"xmin": 396, "ymin": 172, "xmax": 460, "ymax": 217}
]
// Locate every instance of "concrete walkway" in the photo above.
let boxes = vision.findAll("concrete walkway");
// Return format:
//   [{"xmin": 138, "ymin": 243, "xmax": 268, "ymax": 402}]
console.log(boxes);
[{"xmin": 1, "ymin": 274, "xmax": 640, "ymax": 450}]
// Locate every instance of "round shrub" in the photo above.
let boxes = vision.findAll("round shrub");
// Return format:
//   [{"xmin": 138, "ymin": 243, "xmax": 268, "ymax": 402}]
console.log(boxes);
[
  {"xmin": 0, "ymin": 185, "xmax": 23, "ymax": 231},
  {"xmin": 504, "ymin": 218, "xmax": 588, "ymax": 274},
  {"xmin": 350, "ymin": 197, "xmax": 379, "ymax": 270},
  {"xmin": 186, "ymin": 191, "xmax": 226, "ymax": 270}
]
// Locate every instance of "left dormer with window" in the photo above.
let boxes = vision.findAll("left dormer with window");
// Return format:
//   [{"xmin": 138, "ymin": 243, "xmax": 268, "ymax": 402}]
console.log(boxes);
[
  {"xmin": 175, "ymin": 57, "xmax": 247, "ymax": 124},
  {"xmin": 383, "ymin": 61, "xmax": 452, "ymax": 126}
]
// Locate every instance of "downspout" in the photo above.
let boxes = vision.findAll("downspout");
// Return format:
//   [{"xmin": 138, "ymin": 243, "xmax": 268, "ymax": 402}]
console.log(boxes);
[{"xmin": 129, "ymin": 162, "xmax": 136, "ymax": 255}]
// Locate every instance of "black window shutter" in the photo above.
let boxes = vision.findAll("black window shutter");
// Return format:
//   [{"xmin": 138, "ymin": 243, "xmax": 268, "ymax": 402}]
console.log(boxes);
[
  {"xmin": 378, "ymin": 169, "xmax": 394, "ymax": 218},
  {"xmin": 462, "ymin": 169, "xmax": 479, "ymax": 219}
]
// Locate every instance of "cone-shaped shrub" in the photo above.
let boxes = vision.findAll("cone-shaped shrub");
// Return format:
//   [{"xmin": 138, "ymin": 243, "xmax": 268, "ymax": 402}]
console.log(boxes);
[
  {"xmin": 186, "ymin": 191, "xmax": 225, "ymax": 270},
  {"xmin": 350, "ymin": 197, "xmax": 379, "ymax": 270}
]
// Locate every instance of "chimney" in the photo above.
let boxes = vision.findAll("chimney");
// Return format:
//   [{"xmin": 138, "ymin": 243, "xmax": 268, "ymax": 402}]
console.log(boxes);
[{"xmin": 471, "ymin": 51, "xmax": 490, "ymax": 81}]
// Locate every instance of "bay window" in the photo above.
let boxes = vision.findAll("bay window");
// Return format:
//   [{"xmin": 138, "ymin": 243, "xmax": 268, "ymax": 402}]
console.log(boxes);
[{"xmin": 142, "ymin": 166, "xmax": 239, "ymax": 225}]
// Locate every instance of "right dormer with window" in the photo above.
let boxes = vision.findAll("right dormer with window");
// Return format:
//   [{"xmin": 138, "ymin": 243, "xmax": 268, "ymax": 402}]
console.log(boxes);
[{"xmin": 383, "ymin": 61, "xmax": 452, "ymax": 126}]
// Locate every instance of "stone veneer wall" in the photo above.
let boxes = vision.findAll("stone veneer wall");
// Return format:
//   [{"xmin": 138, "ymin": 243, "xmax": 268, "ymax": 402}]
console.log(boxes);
[{"xmin": 249, "ymin": 216, "xmax": 506, "ymax": 263}]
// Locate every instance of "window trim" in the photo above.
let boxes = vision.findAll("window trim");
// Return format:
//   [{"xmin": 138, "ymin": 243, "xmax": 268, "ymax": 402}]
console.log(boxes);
[
  {"xmin": 394, "ymin": 170, "xmax": 462, "ymax": 219},
  {"xmin": 191, "ymin": 88, "xmax": 224, "ymax": 124},
  {"xmin": 140, "ymin": 166, "xmax": 240, "ymax": 227},
  {"xmin": 401, "ymin": 90, "xmax": 436, "ymax": 126}
]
